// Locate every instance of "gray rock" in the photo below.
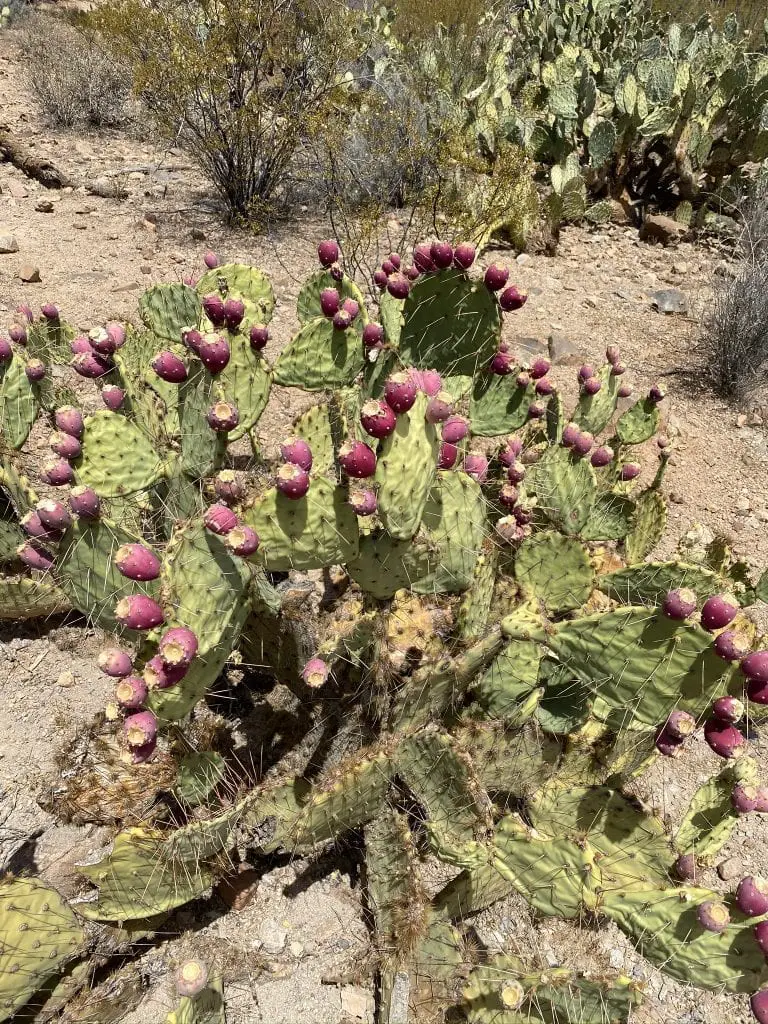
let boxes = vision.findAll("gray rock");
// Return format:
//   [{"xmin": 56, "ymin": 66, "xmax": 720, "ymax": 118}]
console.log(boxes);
[
  {"xmin": 639, "ymin": 214, "xmax": 687, "ymax": 246},
  {"xmin": 17, "ymin": 264, "xmax": 41, "ymax": 283},
  {"xmin": 515, "ymin": 335, "xmax": 547, "ymax": 361},
  {"xmin": 0, "ymin": 227, "xmax": 19, "ymax": 254},
  {"xmin": 548, "ymin": 331, "xmax": 583, "ymax": 366},
  {"xmin": 340, "ymin": 985, "xmax": 373, "ymax": 1020},
  {"xmin": 717, "ymin": 857, "xmax": 743, "ymax": 881},
  {"xmin": 259, "ymin": 917, "xmax": 288, "ymax": 954},
  {"xmin": 651, "ymin": 288, "xmax": 689, "ymax": 315}
]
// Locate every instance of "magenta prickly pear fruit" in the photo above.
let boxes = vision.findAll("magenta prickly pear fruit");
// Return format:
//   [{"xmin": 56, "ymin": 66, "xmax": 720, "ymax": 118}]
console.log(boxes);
[
  {"xmin": 9, "ymin": 324, "xmax": 26, "ymax": 344},
  {"xmin": 741, "ymin": 650, "xmax": 768, "ymax": 684},
  {"xmin": 223, "ymin": 297, "xmax": 245, "ymax": 330},
  {"xmin": 700, "ymin": 593, "xmax": 739, "ymax": 632},
  {"xmin": 49, "ymin": 430, "xmax": 81, "ymax": 460},
  {"xmin": 320, "ymin": 287, "xmax": 340, "ymax": 317},
  {"xmin": 114, "ymin": 675, "xmax": 148, "ymax": 710},
  {"xmin": 329, "ymin": 262, "xmax": 343, "ymax": 282},
  {"xmin": 535, "ymin": 377, "xmax": 554, "ymax": 396},
  {"xmin": 362, "ymin": 322, "xmax": 385, "ymax": 348},
  {"xmin": 127, "ymin": 737, "xmax": 157, "ymax": 763},
  {"xmin": 530, "ymin": 357, "xmax": 550, "ymax": 380},
  {"xmin": 513, "ymin": 505, "xmax": 532, "ymax": 526},
  {"xmin": 697, "ymin": 900, "xmax": 730, "ymax": 933},
  {"xmin": 360, "ymin": 399, "xmax": 397, "ymax": 438},
  {"xmin": 387, "ymin": 273, "xmax": 410, "ymax": 300},
  {"xmin": 484, "ymin": 263, "xmax": 509, "ymax": 291},
  {"xmin": 712, "ymin": 695, "xmax": 744, "ymax": 723},
  {"xmin": 123, "ymin": 710, "xmax": 158, "ymax": 748},
  {"xmin": 583, "ymin": 376, "xmax": 602, "ymax": 395},
  {"xmin": 387, "ymin": 253, "xmax": 401, "ymax": 270},
  {"xmin": 0, "ymin": 338, "xmax": 12, "ymax": 363},
  {"xmin": 663, "ymin": 588, "xmax": 697, "ymax": 620},
  {"xmin": 665, "ymin": 709, "xmax": 696, "ymax": 740},
  {"xmin": 71, "ymin": 336, "xmax": 97, "ymax": 355},
  {"xmin": 442, "ymin": 415, "xmax": 469, "ymax": 444},
  {"xmin": 35, "ymin": 499, "xmax": 71, "ymax": 533},
  {"xmin": 72, "ymin": 350, "xmax": 112, "ymax": 378},
  {"xmin": 69, "ymin": 486, "xmax": 101, "ymax": 519},
  {"xmin": 412, "ymin": 369, "xmax": 442, "ymax": 396},
  {"xmin": 453, "ymin": 242, "xmax": 476, "ymax": 269},
  {"xmin": 89, "ymin": 327, "xmax": 118, "ymax": 355},
  {"xmin": 332, "ymin": 309, "xmax": 352, "ymax": 331},
  {"xmin": 731, "ymin": 783, "xmax": 758, "ymax": 814},
  {"xmin": 203, "ymin": 250, "xmax": 219, "ymax": 269},
  {"xmin": 751, "ymin": 990, "xmax": 768, "ymax": 1024},
  {"xmin": 349, "ymin": 489, "xmax": 377, "ymax": 516},
  {"xmin": 373, "ymin": 268, "xmax": 388, "ymax": 288},
  {"xmin": 25, "ymin": 359, "xmax": 46, "ymax": 382},
  {"xmin": 713, "ymin": 631, "xmax": 750, "ymax": 662},
  {"xmin": 747, "ymin": 677, "xmax": 768, "ymax": 704},
  {"xmin": 657, "ymin": 434, "xmax": 670, "ymax": 449},
  {"xmin": 384, "ymin": 371, "xmax": 417, "ymax": 414},
  {"xmin": 17, "ymin": 541, "xmax": 54, "ymax": 571},
  {"xmin": 338, "ymin": 440, "xmax": 376, "ymax": 478},
  {"xmin": 404, "ymin": 265, "xmax": 420, "ymax": 281},
  {"xmin": 463, "ymin": 453, "xmax": 488, "ymax": 484},
  {"xmin": 213, "ymin": 469, "xmax": 243, "ymax": 506},
  {"xmin": 704, "ymin": 717, "xmax": 745, "ymax": 758},
  {"xmin": 499, "ymin": 483, "xmax": 519, "ymax": 508},
  {"xmin": 276, "ymin": 463, "xmax": 310, "ymax": 500},
  {"xmin": 225, "ymin": 524, "xmax": 260, "ymax": 556},
  {"xmin": 673, "ymin": 853, "xmax": 697, "ymax": 881},
  {"xmin": 573, "ymin": 431, "xmax": 594, "ymax": 457},
  {"xmin": 495, "ymin": 516, "xmax": 527, "ymax": 544},
  {"xmin": 106, "ymin": 322, "xmax": 126, "ymax": 349},
  {"xmin": 736, "ymin": 877, "xmax": 768, "ymax": 917},
  {"xmin": 438, "ymin": 442, "xmax": 459, "ymax": 469},
  {"xmin": 617, "ymin": 383, "xmax": 632, "ymax": 397},
  {"xmin": 198, "ymin": 334, "xmax": 230, "ymax": 374},
  {"xmin": 654, "ymin": 725, "xmax": 683, "ymax": 757},
  {"xmin": 606, "ymin": 345, "xmax": 620, "ymax": 365},
  {"xmin": 499, "ymin": 438, "xmax": 523, "ymax": 466},
  {"xmin": 413, "ymin": 243, "xmax": 436, "ymax": 274},
  {"xmin": 577, "ymin": 364, "xmax": 595, "ymax": 382},
  {"xmin": 151, "ymin": 350, "xmax": 188, "ymax": 383},
  {"xmin": 302, "ymin": 657, "xmax": 330, "ymax": 688},
  {"xmin": 41, "ymin": 459, "xmax": 75, "ymax": 487},
  {"xmin": 280, "ymin": 436, "xmax": 313, "ymax": 471},
  {"xmin": 250, "ymin": 325, "xmax": 269, "ymax": 351},
  {"xmin": 115, "ymin": 543, "xmax": 161, "ymax": 582},
  {"xmin": 21, "ymin": 512, "xmax": 55, "ymax": 540},
  {"xmin": 206, "ymin": 401, "xmax": 239, "ymax": 432},
  {"xmin": 176, "ymin": 961, "xmax": 209, "ymax": 999},
  {"xmin": 499, "ymin": 285, "xmax": 528, "ymax": 312},
  {"xmin": 101, "ymin": 384, "xmax": 126, "ymax": 411},
  {"xmin": 507, "ymin": 462, "xmax": 526, "ymax": 485},
  {"xmin": 649, "ymin": 384, "xmax": 665, "ymax": 403},
  {"xmin": 490, "ymin": 349, "xmax": 515, "ymax": 375},
  {"xmin": 202, "ymin": 294, "xmax": 227, "ymax": 327},
  {"xmin": 98, "ymin": 648, "xmax": 133, "ymax": 677},
  {"xmin": 115, "ymin": 594, "xmax": 165, "ymax": 631},
  {"xmin": 591, "ymin": 445, "xmax": 614, "ymax": 468},
  {"xmin": 426, "ymin": 391, "xmax": 454, "ymax": 424},
  {"xmin": 342, "ymin": 298, "xmax": 360, "ymax": 321},
  {"xmin": 143, "ymin": 655, "xmax": 187, "ymax": 689},
  {"xmin": 318, "ymin": 239, "xmax": 339, "ymax": 267},
  {"xmin": 756, "ymin": 921, "xmax": 768, "ymax": 955},
  {"xmin": 183, "ymin": 328, "xmax": 203, "ymax": 353},
  {"xmin": 620, "ymin": 462, "xmax": 641, "ymax": 481},
  {"xmin": 430, "ymin": 240, "xmax": 454, "ymax": 269},
  {"xmin": 381, "ymin": 259, "xmax": 396, "ymax": 277},
  {"xmin": 204, "ymin": 503, "xmax": 238, "ymax": 535},
  {"xmin": 611, "ymin": 362, "xmax": 627, "ymax": 376},
  {"xmin": 41, "ymin": 303, "xmax": 59, "ymax": 320}
]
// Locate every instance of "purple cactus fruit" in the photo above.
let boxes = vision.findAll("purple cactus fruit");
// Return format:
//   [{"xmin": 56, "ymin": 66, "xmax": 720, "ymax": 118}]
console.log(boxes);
[
  {"xmin": 318, "ymin": 239, "xmax": 340, "ymax": 267},
  {"xmin": 332, "ymin": 309, "xmax": 352, "ymax": 331},
  {"xmin": 513, "ymin": 505, "xmax": 532, "ymax": 525},
  {"xmin": 114, "ymin": 675, "xmax": 148, "ymax": 710},
  {"xmin": 101, "ymin": 385, "xmax": 126, "ymax": 411},
  {"xmin": 280, "ymin": 436, "xmax": 313, "ymax": 471},
  {"xmin": 495, "ymin": 516, "xmax": 527, "ymax": 545},
  {"xmin": 349, "ymin": 488, "xmax": 377, "ymax": 516},
  {"xmin": 700, "ymin": 594, "xmax": 739, "ymax": 632},
  {"xmin": 250, "ymin": 325, "xmax": 269, "ymax": 351},
  {"xmin": 302, "ymin": 657, "xmax": 330, "ymax": 688},
  {"xmin": 360, "ymin": 399, "xmax": 397, "ymax": 439},
  {"xmin": 404, "ymin": 265, "xmax": 420, "ymax": 281},
  {"xmin": 183, "ymin": 274, "xmax": 197, "ymax": 287},
  {"xmin": 123, "ymin": 710, "xmax": 158, "ymax": 748},
  {"xmin": 387, "ymin": 253, "xmax": 401, "ymax": 270},
  {"xmin": 71, "ymin": 336, "xmax": 100, "ymax": 356},
  {"xmin": 535, "ymin": 377, "xmax": 554, "ymax": 396},
  {"xmin": 115, "ymin": 543, "xmax": 161, "ymax": 582},
  {"xmin": 204, "ymin": 503, "xmax": 238, "ymax": 535},
  {"xmin": 213, "ymin": 470, "xmax": 243, "ymax": 507},
  {"xmin": 203, "ymin": 251, "xmax": 219, "ymax": 269},
  {"xmin": 438, "ymin": 442, "xmax": 459, "ymax": 469},
  {"xmin": 72, "ymin": 350, "xmax": 112, "ymax": 378},
  {"xmin": 747, "ymin": 678, "xmax": 768, "ymax": 704},
  {"xmin": 665, "ymin": 709, "xmax": 696, "ymax": 740},
  {"xmin": 16, "ymin": 304, "xmax": 34, "ymax": 323},
  {"xmin": 206, "ymin": 401, "xmax": 239, "ymax": 432},
  {"xmin": 97, "ymin": 648, "xmax": 133, "ymax": 677},
  {"xmin": 17, "ymin": 542, "xmax": 54, "ymax": 571},
  {"xmin": 620, "ymin": 462, "xmax": 641, "ymax": 481},
  {"xmin": 463, "ymin": 453, "xmax": 488, "ymax": 484},
  {"xmin": 606, "ymin": 345, "xmax": 621, "ymax": 365},
  {"xmin": 115, "ymin": 594, "xmax": 166, "ymax": 631},
  {"xmin": 712, "ymin": 695, "xmax": 745, "ymax": 723},
  {"xmin": 106, "ymin": 323, "xmax": 126, "ymax": 349},
  {"xmin": 530, "ymin": 357, "xmax": 550, "ymax": 380},
  {"xmin": 425, "ymin": 391, "xmax": 454, "ymax": 424},
  {"xmin": 499, "ymin": 285, "xmax": 528, "ymax": 312},
  {"xmin": 342, "ymin": 298, "xmax": 360, "ymax": 321},
  {"xmin": 736, "ymin": 876, "xmax": 768, "ymax": 918},
  {"xmin": 127, "ymin": 737, "xmax": 157, "ymax": 763},
  {"xmin": 69, "ymin": 486, "xmax": 100, "ymax": 519},
  {"xmin": 649, "ymin": 384, "xmax": 665, "ymax": 403},
  {"xmin": 41, "ymin": 459, "xmax": 75, "ymax": 487},
  {"xmin": 320, "ymin": 287, "xmax": 340, "ymax": 318},
  {"xmin": 151, "ymin": 350, "xmax": 188, "ymax": 383},
  {"xmin": 41, "ymin": 303, "xmax": 59, "ymax": 320},
  {"xmin": 704, "ymin": 718, "xmax": 745, "ymax": 758},
  {"xmin": 741, "ymin": 651, "xmax": 768, "ymax": 684},
  {"xmin": 697, "ymin": 900, "xmax": 730, "ymax": 933},
  {"xmin": 183, "ymin": 329, "xmax": 203, "ymax": 353},
  {"xmin": 655, "ymin": 725, "xmax": 683, "ymax": 757},
  {"xmin": 35, "ymin": 499, "xmax": 71, "ymax": 533},
  {"xmin": 381, "ymin": 260, "xmax": 395, "ymax": 277},
  {"xmin": 0, "ymin": 338, "xmax": 12, "ymax": 363},
  {"xmin": 731, "ymin": 783, "xmax": 758, "ymax": 814},
  {"xmin": 673, "ymin": 853, "xmax": 697, "ymax": 881},
  {"xmin": 558, "ymin": 423, "xmax": 579, "ymax": 450},
  {"xmin": 9, "ymin": 324, "xmax": 26, "ymax": 345},
  {"xmin": 276, "ymin": 463, "xmax": 310, "ymax": 500},
  {"xmin": 384, "ymin": 371, "xmax": 417, "ymax": 414},
  {"xmin": 573, "ymin": 431, "xmax": 594, "ymax": 457},
  {"xmin": 617, "ymin": 383, "xmax": 632, "ymax": 397},
  {"xmin": 442, "ymin": 415, "xmax": 469, "ymax": 444},
  {"xmin": 663, "ymin": 588, "xmax": 697, "ymax": 620},
  {"xmin": 507, "ymin": 462, "xmax": 526, "ymax": 485},
  {"xmin": 611, "ymin": 362, "xmax": 627, "ymax": 376},
  {"xmin": 373, "ymin": 268, "xmax": 388, "ymax": 288},
  {"xmin": 412, "ymin": 369, "xmax": 442, "ymax": 396},
  {"xmin": 90, "ymin": 328, "xmax": 118, "ymax": 355},
  {"xmin": 657, "ymin": 434, "xmax": 670, "ymax": 449},
  {"xmin": 198, "ymin": 334, "xmax": 230, "ymax": 373},
  {"xmin": 223, "ymin": 297, "xmax": 245, "ymax": 330},
  {"xmin": 591, "ymin": 445, "xmax": 614, "ymax": 468},
  {"xmin": 202, "ymin": 294, "xmax": 227, "ymax": 327},
  {"xmin": 25, "ymin": 359, "xmax": 46, "ymax": 383},
  {"xmin": 338, "ymin": 440, "xmax": 376, "ymax": 478},
  {"xmin": 225, "ymin": 524, "xmax": 260, "ymax": 556},
  {"xmin": 362, "ymin": 323, "xmax": 385, "ymax": 349},
  {"xmin": 387, "ymin": 273, "xmax": 410, "ymax": 300},
  {"xmin": 176, "ymin": 961, "xmax": 209, "ymax": 999},
  {"xmin": 49, "ymin": 430, "xmax": 81, "ymax": 460},
  {"xmin": 430, "ymin": 241, "xmax": 454, "ymax": 269},
  {"xmin": 490, "ymin": 349, "xmax": 515, "ymax": 375},
  {"xmin": 413, "ymin": 243, "xmax": 436, "ymax": 274},
  {"xmin": 577, "ymin": 364, "xmax": 595, "ymax": 382},
  {"xmin": 484, "ymin": 263, "xmax": 509, "ymax": 291},
  {"xmin": 21, "ymin": 512, "xmax": 55, "ymax": 540},
  {"xmin": 499, "ymin": 483, "xmax": 519, "ymax": 508},
  {"xmin": 756, "ymin": 921, "xmax": 768, "ymax": 955},
  {"xmin": 583, "ymin": 376, "xmax": 602, "ymax": 396},
  {"xmin": 143, "ymin": 655, "xmax": 187, "ymax": 690},
  {"xmin": 453, "ymin": 242, "xmax": 476, "ymax": 269},
  {"xmin": 750, "ymin": 989, "xmax": 768, "ymax": 1024},
  {"xmin": 713, "ymin": 631, "xmax": 751, "ymax": 662},
  {"xmin": 329, "ymin": 262, "xmax": 343, "ymax": 282}
]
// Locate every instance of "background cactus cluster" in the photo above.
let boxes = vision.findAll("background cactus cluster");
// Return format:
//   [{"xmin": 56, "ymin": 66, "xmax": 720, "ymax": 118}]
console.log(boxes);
[{"xmin": 2, "ymin": 239, "xmax": 768, "ymax": 1023}]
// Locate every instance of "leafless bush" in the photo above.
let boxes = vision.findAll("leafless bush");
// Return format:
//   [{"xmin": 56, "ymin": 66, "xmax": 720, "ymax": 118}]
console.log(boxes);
[
  {"xmin": 18, "ymin": 14, "xmax": 132, "ymax": 128},
  {"xmin": 703, "ymin": 181, "xmax": 768, "ymax": 403}
]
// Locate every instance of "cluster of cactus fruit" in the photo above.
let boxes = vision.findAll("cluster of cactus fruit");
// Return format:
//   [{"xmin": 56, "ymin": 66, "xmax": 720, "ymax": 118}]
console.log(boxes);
[{"xmin": 3, "ymin": 237, "xmax": 768, "ymax": 1023}]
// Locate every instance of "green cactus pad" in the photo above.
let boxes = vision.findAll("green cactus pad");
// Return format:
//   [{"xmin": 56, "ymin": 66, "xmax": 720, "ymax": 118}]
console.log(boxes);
[
  {"xmin": 378, "ymin": 290, "xmax": 404, "ymax": 346},
  {"xmin": 0, "ymin": 517, "xmax": 22, "ymax": 564},
  {"xmin": 475, "ymin": 639, "xmax": 541, "ymax": 716},
  {"xmin": 0, "ymin": 352, "xmax": 37, "ymax": 449},
  {"xmin": 515, "ymin": 531, "xmax": 593, "ymax": 613},
  {"xmin": 296, "ymin": 270, "xmax": 366, "ymax": 325},
  {"xmin": 615, "ymin": 396, "xmax": 660, "ymax": 445},
  {"xmin": 167, "ymin": 974, "xmax": 226, "ymax": 1024},
  {"xmin": 675, "ymin": 757, "xmax": 758, "ymax": 864},
  {"xmin": 531, "ymin": 445, "xmax": 596, "ymax": 535},
  {"xmin": 397, "ymin": 269, "xmax": 501, "ymax": 376},
  {"xmin": 365, "ymin": 806, "xmax": 423, "ymax": 948},
  {"xmin": 581, "ymin": 493, "xmax": 635, "ymax": 542},
  {"xmin": 196, "ymin": 262, "xmax": 275, "ymax": 330},
  {"xmin": 457, "ymin": 720, "xmax": 560, "ymax": 800},
  {"xmin": 241, "ymin": 476, "xmax": 359, "ymax": 571},
  {"xmin": 411, "ymin": 470, "xmax": 486, "ymax": 593},
  {"xmin": 77, "ymin": 827, "xmax": 213, "ymax": 921},
  {"xmin": 293, "ymin": 403, "xmax": 336, "ymax": 475},
  {"xmin": 218, "ymin": 335, "xmax": 272, "ymax": 440},
  {"xmin": 0, "ymin": 576, "xmax": 70, "ymax": 619},
  {"xmin": 573, "ymin": 365, "xmax": 620, "ymax": 435},
  {"xmin": 624, "ymin": 489, "xmax": 667, "ymax": 563},
  {"xmin": 433, "ymin": 858, "xmax": 516, "ymax": 922},
  {"xmin": 602, "ymin": 885, "xmax": 768, "ymax": 993},
  {"xmin": 458, "ymin": 550, "xmax": 497, "ymax": 640},
  {"xmin": 139, "ymin": 284, "xmax": 201, "ymax": 342},
  {"xmin": 376, "ymin": 392, "xmax": 439, "ymax": 541},
  {"xmin": 598, "ymin": 560, "xmax": 722, "ymax": 606},
  {"xmin": 114, "ymin": 329, "xmax": 180, "ymax": 443},
  {"xmin": 176, "ymin": 365, "xmax": 217, "ymax": 478},
  {"xmin": 273, "ymin": 317, "xmax": 364, "ymax": 390},
  {"xmin": 26, "ymin": 316, "xmax": 76, "ymax": 364},
  {"xmin": 469, "ymin": 372, "xmax": 531, "ymax": 436},
  {"xmin": 0, "ymin": 453, "xmax": 37, "ymax": 516},
  {"xmin": 176, "ymin": 752, "xmax": 226, "ymax": 807},
  {"xmin": 0, "ymin": 876, "xmax": 85, "ymax": 1023},
  {"xmin": 348, "ymin": 531, "xmax": 436, "ymax": 599},
  {"xmin": 535, "ymin": 663, "xmax": 591, "ymax": 735},
  {"xmin": 77, "ymin": 411, "xmax": 166, "ymax": 496}
]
